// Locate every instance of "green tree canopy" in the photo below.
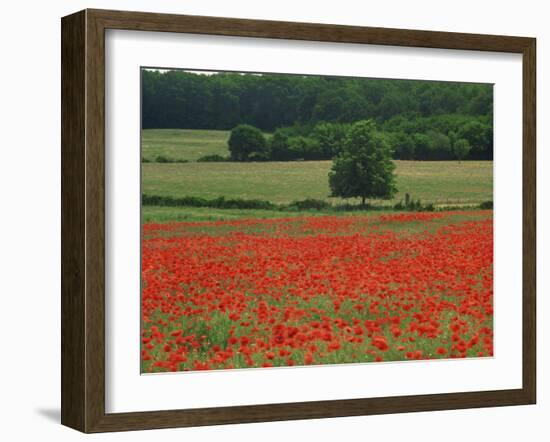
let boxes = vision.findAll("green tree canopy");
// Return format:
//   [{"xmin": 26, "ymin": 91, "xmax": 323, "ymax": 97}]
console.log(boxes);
[
  {"xmin": 453, "ymin": 138, "xmax": 471, "ymax": 162},
  {"xmin": 329, "ymin": 120, "xmax": 397, "ymax": 205},
  {"xmin": 228, "ymin": 124, "xmax": 268, "ymax": 161},
  {"xmin": 142, "ymin": 70, "xmax": 493, "ymax": 161}
]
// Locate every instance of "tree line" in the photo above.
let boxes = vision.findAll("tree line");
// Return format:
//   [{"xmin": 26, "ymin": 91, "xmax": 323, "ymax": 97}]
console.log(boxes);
[{"xmin": 142, "ymin": 69, "xmax": 493, "ymax": 161}]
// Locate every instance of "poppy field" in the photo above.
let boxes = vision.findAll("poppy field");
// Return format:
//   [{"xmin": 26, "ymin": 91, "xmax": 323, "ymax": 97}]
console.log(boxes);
[{"xmin": 141, "ymin": 210, "xmax": 493, "ymax": 373}]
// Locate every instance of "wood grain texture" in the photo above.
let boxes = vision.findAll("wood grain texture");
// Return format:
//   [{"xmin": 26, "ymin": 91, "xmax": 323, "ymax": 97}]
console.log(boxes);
[
  {"xmin": 61, "ymin": 8, "xmax": 537, "ymax": 433},
  {"xmin": 522, "ymin": 38, "xmax": 537, "ymax": 403},
  {"xmin": 89, "ymin": 8, "xmax": 532, "ymax": 53},
  {"xmin": 61, "ymin": 10, "xmax": 86, "ymax": 431}
]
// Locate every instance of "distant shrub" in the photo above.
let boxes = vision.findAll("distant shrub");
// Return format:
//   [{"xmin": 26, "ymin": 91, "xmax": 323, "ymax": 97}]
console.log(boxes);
[
  {"xmin": 197, "ymin": 154, "xmax": 229, "ymax": 162},
  {"xmin": 334, "ymin": 202, "xmax": 374, "ymax": 211},
  {"xmin": 422, "ymin": 202, "xmax": 435, "ymax": 212},
  {"xmin": 154, "ymin": 155, "xmax": 188, "ymax": 163},
  {"xmin": 228, "ymin": 124, "xmax": 268, "ymax": 161},
  {"xmin": 142, "ymin": 157, "xmax": 151, "ymax": 163},
  {"xmin": 479, "ymin": 200, "xmax": 493, "ymax": 209},
  {"xmin": 288, "ymin": 199, "xmax": 331, "ymax": 210},
  {"xmin": 155, "ymin": 155, "xmax": 173, "ymax": 163},
  {"xmin": 212, "ymin": 197, "xmax": 275, "ymax": 210},
  {"xmin": 142, "ymin": 194, "xmax": 276, "ymax": 210},
  {"xmin": 143, "ymin": 194, "xmax": 486, "ymax": 214}
]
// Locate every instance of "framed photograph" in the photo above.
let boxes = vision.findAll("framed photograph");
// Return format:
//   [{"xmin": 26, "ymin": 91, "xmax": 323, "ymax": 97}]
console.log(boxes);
[{"xmin": 61, "ymin": 9, "xmax": 536, "ymax": 433}]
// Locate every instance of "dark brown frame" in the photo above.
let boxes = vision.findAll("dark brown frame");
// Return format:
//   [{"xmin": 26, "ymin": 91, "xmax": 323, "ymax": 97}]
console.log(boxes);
[{"xmin": 61, "ymin": 8, "xmax": 536, "ymax": 433}]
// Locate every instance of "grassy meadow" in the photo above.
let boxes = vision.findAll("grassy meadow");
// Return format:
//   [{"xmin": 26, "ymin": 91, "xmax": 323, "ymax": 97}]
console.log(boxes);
[
  {"xmin": 142, "ymin": 129, "xmax": 230, "ymax": 162},
  {"xmin": 142, "ymin": 129, "xmax": 492, "ymax": 221}
]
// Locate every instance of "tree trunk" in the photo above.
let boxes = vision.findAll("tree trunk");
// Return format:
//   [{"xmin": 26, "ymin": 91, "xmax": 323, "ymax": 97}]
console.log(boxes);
[{"xmin": 361, "ymin": 196, "xmax": 366, "ymax": 206}]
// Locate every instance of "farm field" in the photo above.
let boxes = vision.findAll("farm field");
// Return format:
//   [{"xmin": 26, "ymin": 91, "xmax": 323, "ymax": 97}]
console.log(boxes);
[
  {"xmin": 142, "ymin": 205, "xmax": 341, "ymax": 223},
  {"xmin": 142, "ymin": 129, "xmax": 230, "ymax": 162},
  {"xmin": 141, "ymin": 210, "xmax": 493, "ymax": 372},
  {"xmin": 142, "ymin": 160, "xmax": 493, "ymax": 207},
  {"xmin": 142, "ymin": 129, "xmax": 492, "ymax": 208}
]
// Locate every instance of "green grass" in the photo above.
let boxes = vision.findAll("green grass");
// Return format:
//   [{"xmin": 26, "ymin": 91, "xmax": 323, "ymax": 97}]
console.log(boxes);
[
  {"xmin": 142, "ymin": 206, "xmax": 328, "ymax": 223},
  {"xmin": 141, "ymin": 129, "xmax": 492, "ymax": 222},
  {"xmin": 142, "ymin": 160, "xmax": 492, "ymax": 206},
  {"xmin": 143, "ymin": 206, "xmax": 489, "ymax": 234},
  {"xmin": 142, "ymin": 129, "xmax": 230, "ymax": 162}
]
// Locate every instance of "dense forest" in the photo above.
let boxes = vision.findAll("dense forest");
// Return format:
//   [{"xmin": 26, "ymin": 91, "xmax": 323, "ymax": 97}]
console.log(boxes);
[{"xmin": 142, "ymin": 69, "xmax": 493, "ymax": 160}]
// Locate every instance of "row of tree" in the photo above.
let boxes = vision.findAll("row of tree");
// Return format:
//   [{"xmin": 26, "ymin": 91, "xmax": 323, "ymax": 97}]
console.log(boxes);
[
  {"xmin": 227, "ymin": 118, "xmax": 484, "ymax": 162},
  {"xmin": 143, "ymin": 69, "xmax": 493, "ymax": 161}
]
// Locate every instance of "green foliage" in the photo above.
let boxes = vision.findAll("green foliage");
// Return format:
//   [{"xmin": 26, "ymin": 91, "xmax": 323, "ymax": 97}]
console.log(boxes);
[
  {"xmin": 311, "ymin": 122, "xmax": 349, "ymax": 157},
  {"xmin": 453, "ymin": 138, "xmax": 472, "ymax": 162},
  {"xmin": 268, "ymin": 123, "xmax": 347, "ymax": 161},
  {"xmin": 142, "ymin": 69, "xmax": 493, "ymax": 161},
  {"xmin": 155, "ymin": 154, "xmax": 172, "ymax": 163},
  {"xmin": 287, "ymin": 198, "xmax": 331, "ymax": 210},
  {"xmin": 197, "ymin": 154, "xmax": 229, "ymax": 162},
  {"xmin": 457, "ymin": 120, "xmax": 493, "ymax": 159},
  {"xmin": 228, "ymin": 124, "xmax": 268, "ymax": 161},
  {"xmin": 388, "ymin": 132, "xmax": 415, "ymax": 160},
  {"xmin": 154, "ymin": 155, "xmax": 189, "ymax": 163},
  {"xmin": 426, "ymin": 130, "xmax": 452, "ymax": 160},
  {"xmin": 270, "ymin": 129, "xmax": 292, "ymax": 161},
  {"xmin": 329, "ymin": 120, "xmax": 397, "ymax": 205},
  {"xmin": 287, "ymin": 136, "xmax": 322, "ymax": 160},
  {"xmin": 140, "ymin": 69, "xmax": 492, "ymax": 132},
  {"xmin": 479, "ymin": 200, "xmax": 493, "ymax": 209},
  {"xmin": 381, "ymin": 114, "xmax": 492, "ymax": 160},
  {"xmin": 142, "ymin": 194, "xmax": 277, "ymax": 210}
]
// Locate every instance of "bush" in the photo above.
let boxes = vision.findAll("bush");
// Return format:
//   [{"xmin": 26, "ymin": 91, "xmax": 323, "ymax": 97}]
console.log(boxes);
[
  {"xmin": 479, "ymin": 200, "xmax": 493, "ymax": 209},
  {"xmin": 154, "ymin": 155, "xmax": 189, "ymax": 163},
  {"xmin": 197, "ymin": 154, "xmax": 229, "ymax": 162},
  {"xmin": 142, "ymin": 194, "xmax": 276, "ymax": 210},
  {"xmin": 422, "ymin": 202, "xmax": 435, "ymax": 212},
  {"xmin": 288, "ymin": 198, "xmax": 331, "ymax": 210},
  {"xmin": 155, "ymin": 155, "xmax": 173, "ymax": 163},
  {"xmin": 228, "ymin": 124, "xmax": 268, "ymax": 161}
]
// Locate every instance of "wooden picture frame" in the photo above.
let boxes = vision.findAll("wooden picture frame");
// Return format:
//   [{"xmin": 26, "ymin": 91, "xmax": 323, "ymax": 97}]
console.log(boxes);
[{"xmin": 61, "ymin": 8, "xmax": 536, "ymax": 433}]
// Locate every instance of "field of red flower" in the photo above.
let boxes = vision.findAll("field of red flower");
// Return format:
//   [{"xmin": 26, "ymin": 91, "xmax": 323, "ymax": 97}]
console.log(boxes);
[{"xmin": 141, "ymin": 211, "xmax": 493, "ymax": 373}]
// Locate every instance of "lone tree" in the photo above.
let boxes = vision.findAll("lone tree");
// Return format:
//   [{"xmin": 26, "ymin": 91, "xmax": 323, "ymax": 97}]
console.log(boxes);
[
  {"xmin": 453, "ymin": 138, "xmax": 471, "ymax": 163},
  {"xmin": 228, "ymin": 124, "xmax": 268, "ymax": 161},
  {"xmin": 329, "ymin": 120, "xmax": 397, "ymax": 206}
]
